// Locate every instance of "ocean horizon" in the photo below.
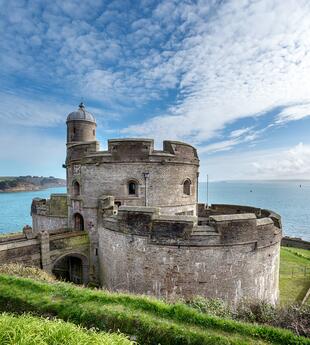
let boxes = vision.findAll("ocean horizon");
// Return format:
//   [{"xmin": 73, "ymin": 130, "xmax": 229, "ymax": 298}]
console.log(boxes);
[{"xmin": 0, "ymin": 180, "xmax": 309, "ymax": 241}]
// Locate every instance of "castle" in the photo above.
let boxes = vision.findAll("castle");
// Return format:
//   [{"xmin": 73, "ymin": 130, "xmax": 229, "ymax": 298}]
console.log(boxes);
[{"xmin": 29, "ymin": 103, "xmax": 282, "ymax": 305}]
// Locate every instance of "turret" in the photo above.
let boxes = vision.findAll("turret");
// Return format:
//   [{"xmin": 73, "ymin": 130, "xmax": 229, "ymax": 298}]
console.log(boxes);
[{"xmin": 66, "ymin": 102, "xmax": 96, "ymax": 144}]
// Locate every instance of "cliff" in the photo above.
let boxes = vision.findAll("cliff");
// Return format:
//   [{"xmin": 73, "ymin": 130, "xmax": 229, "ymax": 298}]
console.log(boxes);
[{"xmin": 0, "ymin": 176, "xmax": 66, "ymax": 192}]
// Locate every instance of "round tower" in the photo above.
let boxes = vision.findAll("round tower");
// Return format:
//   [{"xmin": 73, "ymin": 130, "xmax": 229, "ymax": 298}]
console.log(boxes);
[{"xmin": 66, "ymin": 102, "xmax": 96, "ymax": 143}]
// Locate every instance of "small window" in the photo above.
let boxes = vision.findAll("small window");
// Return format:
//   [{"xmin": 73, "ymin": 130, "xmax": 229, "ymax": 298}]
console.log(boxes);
[
  {"xmin": 93, "ymin": 129, "xmax": 95, "ymax": 136},
  {"xmin": 128, "ymin": 181, "xmax": 137, "ymax": 195},
  {"xmin": 73, "ymin": 181, "xmax": 80, "ymax": 196},
  {"xmin": 73, "ymin": 127, "xmax": 76, "ymax": 134},
  {"xmin": 183, "ymin": 179, "xmax": 191, "ymax": 195}
]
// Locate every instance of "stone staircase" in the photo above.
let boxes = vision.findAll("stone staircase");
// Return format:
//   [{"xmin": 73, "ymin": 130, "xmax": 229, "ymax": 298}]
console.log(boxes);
[{"xmin": 190, "ymin": 225, "xmax": 220, "ymax": 243}]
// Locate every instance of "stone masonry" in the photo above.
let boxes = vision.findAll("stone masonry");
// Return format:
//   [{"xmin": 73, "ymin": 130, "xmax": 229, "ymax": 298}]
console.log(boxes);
[{"xmin": 26, "ymin": 103, "xmax": 283, "ymax": 305}]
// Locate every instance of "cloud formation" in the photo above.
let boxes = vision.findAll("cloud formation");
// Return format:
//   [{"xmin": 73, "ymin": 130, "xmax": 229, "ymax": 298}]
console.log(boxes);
[
  {"xmin": 1, "ymin": 0, "xmax": 310, "ymax": 178},
  {"xmin": 204, "ymin": 143, "xmax": 310, "ymax": 181}
]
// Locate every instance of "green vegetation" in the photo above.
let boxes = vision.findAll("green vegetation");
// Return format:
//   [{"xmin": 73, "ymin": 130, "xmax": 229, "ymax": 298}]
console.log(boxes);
[
  {"xmin": 0, "ymin": 313, "xmax": 133, "ymax": 345},
  {"xmin": 0, "ymin": 263, "xmax": 56, "ymax": 283},
  {"xmin": 0, "ymin": 274, "xmax": 308, "ymax": 345},
  {"xmin": 0, "ymin": 176, "xmax": 65, "ymax": 192},
  {"xmin": 280, "ymin": 247, "xmax": 310, "ymax": 305}
]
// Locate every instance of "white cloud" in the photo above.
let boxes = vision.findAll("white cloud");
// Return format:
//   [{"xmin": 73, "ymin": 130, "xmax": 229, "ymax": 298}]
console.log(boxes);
[
  {"xmin": 230, "ymin": 128, "xmax": 253, "ymax": 138},
  {"xmin": 122, "ymin": 0, "xmax": 310, "ymax": 143},
  {"xmin": 1, "ymin": 0, "xmax": 310, "ymax": 178},
  {"xmin": 0, "ymin": 91, "xmax": 106, "ymax": 128},
  {"xmin": 0, "ymin": 92, "xmax": 69, "ymax": 127},
  {"xmin": 276, "ymin": 103, "xmax": 310, "ymax": 124},
  {"xmin": 202, "ymin": 142, "xmax": 310, "ymax": 181}
]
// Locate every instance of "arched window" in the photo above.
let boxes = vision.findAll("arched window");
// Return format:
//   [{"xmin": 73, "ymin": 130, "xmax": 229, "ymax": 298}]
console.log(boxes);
[
  {"xmin": 183, "ymin": 179, "xmax": 191, "ymax": 195},
  {"xmin": 74, "ymin": 213, "xmax": 84, "ymax": 231},
  {"xmin": 128, "ymin": 181, "xmax": 137, "ymax": 195},
  {"xmin": 73, "ymin": 181, "xmax": 80, "ymax": 196}
]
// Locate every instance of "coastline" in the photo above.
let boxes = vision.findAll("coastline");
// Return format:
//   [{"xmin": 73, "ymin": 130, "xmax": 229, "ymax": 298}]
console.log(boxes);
[{"xmin": 0, "ymin": 184, "xmax": 66, "ymax": 193}]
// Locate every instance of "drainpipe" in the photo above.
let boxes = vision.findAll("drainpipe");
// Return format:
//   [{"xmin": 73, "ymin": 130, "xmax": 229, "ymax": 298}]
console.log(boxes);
[{"xmin": 143, "ymin": 172, "xmax": 150, "ymax": 206}]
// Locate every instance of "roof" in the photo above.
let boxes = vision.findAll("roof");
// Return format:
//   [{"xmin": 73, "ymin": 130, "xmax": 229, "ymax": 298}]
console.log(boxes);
[{"xmin": 66, "ymin": 103, "xmax": 96, "ymax": 123}]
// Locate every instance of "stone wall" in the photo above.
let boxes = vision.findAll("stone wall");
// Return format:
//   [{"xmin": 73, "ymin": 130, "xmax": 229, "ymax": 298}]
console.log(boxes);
[
  {"xmin": 0, "ymin": 234, "xmax": 41, "ymax": 267},
  {"xmin": 281, "ymin": 236, "xmax": 310, "ymax": 250},
  {"xmin": 66, "ymin": 139, "xmax": 199, "ymax": 217},
  {"xmin": 32, "ymin": 214, "xmax": 68, "ymax": 234},
  {"xmin": 98, "ymin": 206, "xmax": 281, "ymax": 305},
  {"xmin": 0, "ymin": 228, "xmax": 91, "ymax": 283},
  {"xmin": 31, "ymin": 194, "xmax": 68, "ymax": 234},
  {"xmin": 67, "ymin": 120, "xmax": 96, "ymax": 143}
]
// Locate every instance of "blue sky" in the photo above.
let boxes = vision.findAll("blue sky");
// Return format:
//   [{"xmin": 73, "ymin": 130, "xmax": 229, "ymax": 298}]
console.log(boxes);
[{"xmin": 1, "ymin": 0, "xmax": 310, "ymax": 181}]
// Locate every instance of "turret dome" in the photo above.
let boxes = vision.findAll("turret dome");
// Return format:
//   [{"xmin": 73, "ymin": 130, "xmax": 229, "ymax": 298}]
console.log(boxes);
[{"xmin": 67, "ymin": 102, "xmax": 96, "ymax": 123}]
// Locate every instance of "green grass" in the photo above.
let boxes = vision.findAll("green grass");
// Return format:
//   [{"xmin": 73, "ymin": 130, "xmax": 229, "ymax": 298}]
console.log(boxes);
[
  {"xmin": 280, "ymin": 247, "xmax": 310, "ymax": 305},
  {"xmin": 0, "ymin": 313, "xmax": 133, "ymax": 345},
  {"xmin": 0, "ymin": 274, "xmax": 308, "ymax": 345}
]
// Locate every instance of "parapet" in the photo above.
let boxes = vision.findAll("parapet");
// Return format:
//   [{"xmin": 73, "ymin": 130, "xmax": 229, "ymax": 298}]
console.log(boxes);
[
  {"xmin": 102, "ymin": 204, "xmax": 282, "ymax": 248},
  {"xmin": 31, "ymin": 194, "xmax": 68, "ymax": 217},
  {"xmin": 198, "ymin": 203, "xmax": 282, "ymax": 228},
  {"xmin": 66, "ymin": 138, "xmax": 199, "ymax": 165}
]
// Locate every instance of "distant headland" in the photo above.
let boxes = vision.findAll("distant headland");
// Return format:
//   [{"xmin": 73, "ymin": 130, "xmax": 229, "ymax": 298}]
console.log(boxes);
[{"xmin": 0, "ymin": 176, "xmax": 66, "ymax": 193}]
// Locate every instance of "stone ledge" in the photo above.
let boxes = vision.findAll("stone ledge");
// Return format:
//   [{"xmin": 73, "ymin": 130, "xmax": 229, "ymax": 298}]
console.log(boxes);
[{"xmin": 209, "ymin": 213, "xmax": 256, "ymax": 222}]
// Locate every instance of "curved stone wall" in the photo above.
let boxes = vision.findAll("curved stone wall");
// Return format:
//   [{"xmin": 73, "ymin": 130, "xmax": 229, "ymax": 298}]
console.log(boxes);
[
  {"xmin": 98, "ymin": 205, "xmax": 282, "ymax": 305},
  {"xmin": 67, "ymin": 120, "xmax": 96, "ymax": 143},
  {"xmin": 66, "ymin": 139, "xmax": 199, "ymax": 216}
]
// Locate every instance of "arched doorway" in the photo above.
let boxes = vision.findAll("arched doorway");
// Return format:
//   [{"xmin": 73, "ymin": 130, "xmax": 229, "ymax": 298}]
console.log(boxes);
[
  {"xmin": 74, "ymin": 213, "xmax": 84, "ymax": 231},
  {"xmin": 52, "ymin": 254, "xmax": 88, "ymax": 284}
]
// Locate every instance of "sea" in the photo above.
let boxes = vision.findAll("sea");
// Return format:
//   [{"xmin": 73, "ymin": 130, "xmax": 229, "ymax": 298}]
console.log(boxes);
[{"xmin": 0, "ymin": 181, "xmax": 309, "ymax": 241}]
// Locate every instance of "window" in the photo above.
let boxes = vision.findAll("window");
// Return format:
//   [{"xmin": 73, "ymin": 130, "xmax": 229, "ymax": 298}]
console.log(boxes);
[
  {"xmin": 128, "ymin": 181, "xmax": 137, "ymax": 195},
  {"xmin": 183, "ymin": 179, "xmax": 191, "ymax": 195},
  {"xmin": 93, "ymin": 129, "xmax": 95, "ymax": 136},
  {"xmin": 73, "ymin": 181, "xmax": 80, "ymax": 196}
]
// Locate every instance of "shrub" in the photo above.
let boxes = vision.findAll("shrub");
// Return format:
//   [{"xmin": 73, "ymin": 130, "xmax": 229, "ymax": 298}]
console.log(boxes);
[{"xmin": 188, "ymin": 296, "xmax": 232, "ymax": 318}]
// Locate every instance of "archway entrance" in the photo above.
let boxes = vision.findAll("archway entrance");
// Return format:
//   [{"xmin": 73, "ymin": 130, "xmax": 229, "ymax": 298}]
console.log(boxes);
[
  {"xmin": 52, "ymin": 255, "xmax": 88, "ymax": 284},
  {"xmin": 74, "ymin": 213, "xmax": 84, "ymax": 231}
]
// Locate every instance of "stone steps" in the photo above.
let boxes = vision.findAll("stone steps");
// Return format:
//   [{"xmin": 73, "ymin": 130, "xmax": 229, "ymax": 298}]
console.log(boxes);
[{"xmin": 191, "ymin": 225, "xmax": 219, "ymax": 238}]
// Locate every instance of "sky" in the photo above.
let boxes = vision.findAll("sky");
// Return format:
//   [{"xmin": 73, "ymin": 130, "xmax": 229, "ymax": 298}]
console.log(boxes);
[{"xmin": 1, "ymin": 0, "xmax": 310, "ymax": 181}]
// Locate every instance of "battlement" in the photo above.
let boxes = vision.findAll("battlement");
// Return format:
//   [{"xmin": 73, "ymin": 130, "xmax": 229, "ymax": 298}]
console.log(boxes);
[
  {"xmin": 31, "ymin": 194, "xmax": 68, "ymax": 217},
  {"xmin": 197, "ymin": 203, "xmax": 282, "ymax": 229},
  {"xmin": 31, "ymin": 194, "xmax": 68, "ymax": 234},
  {"xmin": 102, "ymin": 204, "xmax": 282, "ymax": 248},
  {"xmin": 66, "ymin": 138, "xmax": 199, "ymax": 165}
]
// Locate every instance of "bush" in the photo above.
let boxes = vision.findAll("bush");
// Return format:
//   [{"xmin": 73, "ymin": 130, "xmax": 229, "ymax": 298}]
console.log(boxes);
[
  {"xmin": 188, "ymin": 297, "xmax": 310, "ymax": 338},
  {"xmin": 235, "ymin": 300, "xmax": 276, "ymax": 324},
  {"xmin": 188, "ymin": 296, "xmax": 232, "ymax": 318}
]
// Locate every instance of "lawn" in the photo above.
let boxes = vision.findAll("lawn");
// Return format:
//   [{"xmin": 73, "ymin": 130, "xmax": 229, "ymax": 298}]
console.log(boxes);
[
  {"xmin": 0, "ymin": 274, "xmax": 308, "ymax": 345},
  {"xmin": 0, "ymin": 313, "xmax": 133, "ymax": 345},
  {"xmin": 280, "ymin": 247, "xmax": 310, "ymax": 305}
]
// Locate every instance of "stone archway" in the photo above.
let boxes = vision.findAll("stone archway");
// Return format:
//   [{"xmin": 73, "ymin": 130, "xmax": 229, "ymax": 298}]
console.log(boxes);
[{"xmin": 52, "ymin": 253, "xmax": 89, "ymax": 285}]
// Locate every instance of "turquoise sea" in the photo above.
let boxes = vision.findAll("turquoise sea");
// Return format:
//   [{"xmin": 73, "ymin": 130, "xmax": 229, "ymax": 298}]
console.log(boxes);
[{"xmin": 0, "ymin": 181, "xmax": 309, "ymax": 241}]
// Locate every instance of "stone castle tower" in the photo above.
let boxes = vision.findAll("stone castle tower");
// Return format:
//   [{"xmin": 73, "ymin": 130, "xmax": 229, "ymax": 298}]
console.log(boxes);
[{"xmin": 30, "ymin": 103, "xmax": 282, "ymax": 305}]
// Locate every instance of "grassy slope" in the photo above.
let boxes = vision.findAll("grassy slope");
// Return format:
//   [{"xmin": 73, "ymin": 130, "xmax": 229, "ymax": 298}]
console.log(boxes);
[
  {"xmin": 0, "ymin": 313, "xmax": 132, "ymax": 345},
  {"xmin": 280, "ymin": 247, "xmax": 310, "ymax": 305},
  {"xmin": 0, "ymin": 275, "xmax": 308, "ymax": 345}
]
